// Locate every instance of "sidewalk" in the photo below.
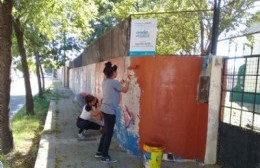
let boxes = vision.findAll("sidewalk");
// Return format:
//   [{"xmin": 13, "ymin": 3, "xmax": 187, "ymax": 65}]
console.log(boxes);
[
  {"xmin": 35, "ymin": 87, "xmax": 142, "ymax": 168},
  {"xmin": 35, "ymin": 87, "xmax": 221, "ymax": 168}
]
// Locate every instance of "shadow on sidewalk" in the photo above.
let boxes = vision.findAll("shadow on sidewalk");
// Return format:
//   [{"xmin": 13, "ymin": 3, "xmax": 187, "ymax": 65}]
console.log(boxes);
[{"xmin": 36, "ymin": 87, "xmax": 143, "ymax": 168}]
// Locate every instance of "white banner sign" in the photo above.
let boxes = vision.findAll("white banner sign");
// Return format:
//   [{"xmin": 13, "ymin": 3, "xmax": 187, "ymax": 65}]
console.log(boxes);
[{"xmin": 129, "ymin": 19, "xmax": 157, "ymax": 56}]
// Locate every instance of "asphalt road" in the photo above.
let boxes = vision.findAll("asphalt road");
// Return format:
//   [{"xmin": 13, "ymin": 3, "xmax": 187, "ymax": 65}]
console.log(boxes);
[{"xmin": 10, "ymin": 75, "xmax": 52, "ymax": 118}]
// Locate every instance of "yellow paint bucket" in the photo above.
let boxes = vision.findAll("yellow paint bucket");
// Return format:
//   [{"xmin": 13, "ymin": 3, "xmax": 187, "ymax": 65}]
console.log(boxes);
[{"xmin": 143, "ymin": 144, "xmax": 164, "ymax": 168}]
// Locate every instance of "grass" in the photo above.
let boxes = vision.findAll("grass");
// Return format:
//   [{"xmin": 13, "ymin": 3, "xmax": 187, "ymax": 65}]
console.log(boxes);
[
  {"xmin": 1, "ymin": 81, "xmax": 62, "ymax": 168},
  {"xmin": 0, "ymin": 154, "xmax": 12, "ymax": 168}
]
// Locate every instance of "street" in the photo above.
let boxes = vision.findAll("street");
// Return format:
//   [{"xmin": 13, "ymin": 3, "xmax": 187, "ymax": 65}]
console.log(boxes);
[{"xmin": 10, "ymin": 75, "xmax": 53, "ymax": 118}]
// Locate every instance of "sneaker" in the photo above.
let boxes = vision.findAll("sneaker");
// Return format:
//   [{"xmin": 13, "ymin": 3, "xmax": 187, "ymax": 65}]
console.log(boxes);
[
  {"xmin": 95, "ymin": 152, "xmax": 102, "ymax": 158},
  {"xmin": 82, "ymin": 129, "xmax": 88, "ymax": 136},
  {"xmin": 78, "ymin": 133, "xmax": 85, "ymax": 139},
  {"xmin": 101, "ymin": 155, "xmax": 117, "ymax": 163}
]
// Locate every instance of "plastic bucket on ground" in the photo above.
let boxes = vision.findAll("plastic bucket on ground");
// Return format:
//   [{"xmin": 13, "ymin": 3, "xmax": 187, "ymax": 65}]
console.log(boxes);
[{"xmin": 143, "ymin": 144, "xmax": 164, "ymax": 168}]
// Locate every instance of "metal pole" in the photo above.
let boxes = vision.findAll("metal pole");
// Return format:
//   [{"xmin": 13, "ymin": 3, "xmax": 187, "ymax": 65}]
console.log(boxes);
[{"xmin": 211, "ymin": 0, "xmax": 221, "ymax": 55}]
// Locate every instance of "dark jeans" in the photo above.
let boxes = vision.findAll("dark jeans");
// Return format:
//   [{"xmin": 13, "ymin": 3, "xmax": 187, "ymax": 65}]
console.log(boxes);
[
  {"xmin": 97, "ymin": 112, "xmax": 116, "ymax": 157},
  {"xmin": 77, "ymin": 117, "xmax": 101, "ymax": 133}
]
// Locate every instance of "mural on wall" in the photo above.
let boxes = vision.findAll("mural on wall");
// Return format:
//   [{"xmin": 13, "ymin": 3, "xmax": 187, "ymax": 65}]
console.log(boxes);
[
  {"xmin": 70, "ymin": 57, "xmax": 142, "ymax": 156},
  {"xmin": 112, "ymin": 57, "xmax": 142, "ymax": 156},
  {"xmin": 123, "ymin": 105, "xmax": 136, "ymax": 128}
]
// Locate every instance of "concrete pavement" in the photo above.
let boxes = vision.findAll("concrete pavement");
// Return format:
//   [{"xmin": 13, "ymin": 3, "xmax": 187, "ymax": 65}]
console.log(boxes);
[
  {"xmin": 35, "ymin": 87, "xmax": 222, "ymax": 168},
  {"xmin": 35, "ymin": 87, "xmax": 143, "ymax": 168}
]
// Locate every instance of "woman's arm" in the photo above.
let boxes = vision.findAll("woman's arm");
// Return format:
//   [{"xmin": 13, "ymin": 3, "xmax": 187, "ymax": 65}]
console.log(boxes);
[
  {"xmin": 120, "ymin": 73, "xmax": 132, "ymax": 93},
  {"xmin": 121, "ymin": 80, "xmax": 130, "ymax": 93}
]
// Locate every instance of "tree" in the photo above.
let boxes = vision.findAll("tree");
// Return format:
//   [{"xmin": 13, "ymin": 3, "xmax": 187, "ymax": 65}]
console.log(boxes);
[
  {"xmin": 85, "ymin": 0, "xmax": 118, "ymax": 45},
  {"xmin": 0, "ymin": 0, "xmax": 14, "ymax": 154},
  {"xmin": 34, "ymin": 51, "xmax": 43, "ymax": 98},
  {"xmin": 45, "ymin": 35, "xmax": 86, "ymax": 68},
  {"xmin": 26, "ymin": 29, "xmax": 48, "ymax": 98},
  {"xmin": 202, "ymin": 0, "xmax": 257, "ymax": 54},
  {"xmin": 48, "ymin": 0, "xmax": 99, "ymax": 66},
  {"xmin": 11, "ymin": 0, "xmax": 98, "ymax": 113},
  {"xmin": 39, "ymin": 63, "xmax": 45, "ymax": 91},
  {"xmin": 13, "ymin": 17, "xmax": 34, "ymax": 115},
  {"xmin": 94, "ymin": 0, "xmax": 258, "ymax": 55},
  {"xmin": 0, "ymin": 0, "xmax": 100, "ymax": 155},
  {"xmin": 94, "ymin": 0, "xmax": 208, "ymax": 55}
]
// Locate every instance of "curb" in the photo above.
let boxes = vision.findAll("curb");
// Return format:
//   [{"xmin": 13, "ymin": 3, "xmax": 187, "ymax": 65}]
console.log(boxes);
[{"xmin": 34, "ymin": 100, "xmax": 56, "ymax": 168}]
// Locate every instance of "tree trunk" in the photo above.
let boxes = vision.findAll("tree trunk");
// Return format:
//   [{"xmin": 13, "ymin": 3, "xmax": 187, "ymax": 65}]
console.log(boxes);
[
  {"xmin": 34, "ymin": 51, "xmax": 43, "ymax": 98},
  {"xmin": 13, "ymin": 18, "xmax": 34, "ymax": 115},
  {"xmin": 205, "ymin": 42, "xmax": 212, "ymax": 55},
  {"xmin": 0, "ymin": 0, "xmax": 14, "ymax": 154},
  {"xmin": 200, "ymin": 20, "xmax": 205, "ymax": 55},
  {"xmin": 39, "ymin": 63, "xmax": 45, "ymax": 91}
]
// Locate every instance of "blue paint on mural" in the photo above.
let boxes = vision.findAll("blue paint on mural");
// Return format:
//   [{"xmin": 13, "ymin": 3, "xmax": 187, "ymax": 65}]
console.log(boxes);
[{"xmin": 113, "ymin": 107, "xmax": 142, "ymax": 156}]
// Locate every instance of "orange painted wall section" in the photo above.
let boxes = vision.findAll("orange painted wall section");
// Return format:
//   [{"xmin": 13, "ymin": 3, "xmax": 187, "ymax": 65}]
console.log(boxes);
[{"xmin": 130, "ymin": 56, "xmax": 208, "ymax": 160}]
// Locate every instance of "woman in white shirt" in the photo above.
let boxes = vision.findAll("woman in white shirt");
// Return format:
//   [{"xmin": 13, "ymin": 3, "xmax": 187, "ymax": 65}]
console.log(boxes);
[{"xmin": 76, "ymin": 95, "xmax": 103, "ymax": 139}]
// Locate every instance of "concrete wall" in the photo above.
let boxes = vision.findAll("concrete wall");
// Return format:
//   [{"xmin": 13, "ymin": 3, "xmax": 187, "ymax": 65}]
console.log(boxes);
[
  {"xmin": 61, "ymin": 66, "xmax": 70, "ymax": 87},
  {"xmin": 69, "ymin": 56, "xmax": 209, "ymax": 160},
  {"xmin": 204, "ymin": 57, "xmax": 223, "ymax": 164},
  {"xmin": 69, "ymin": 66, "xmax": 83, "ymax": 94}
]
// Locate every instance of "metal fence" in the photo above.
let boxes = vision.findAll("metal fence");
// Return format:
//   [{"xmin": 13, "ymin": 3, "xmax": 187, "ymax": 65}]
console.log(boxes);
[
  {"xmin": 220, "ymin": 55, "xmax": 260, "ymax": 132},
  {"xmin": 217, "ymin": 31, "xmax": 260, "ymax": 168}
]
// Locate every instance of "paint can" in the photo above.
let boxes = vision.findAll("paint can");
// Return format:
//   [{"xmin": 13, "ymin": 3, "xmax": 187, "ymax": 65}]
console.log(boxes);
[{"xmin": 143, "ymin": 144, "xmax": 164, "ymax": 168}]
